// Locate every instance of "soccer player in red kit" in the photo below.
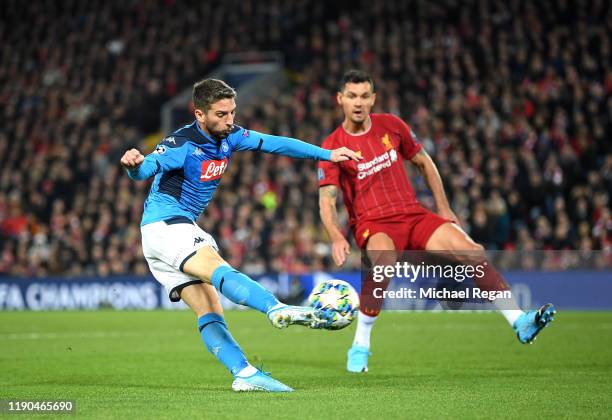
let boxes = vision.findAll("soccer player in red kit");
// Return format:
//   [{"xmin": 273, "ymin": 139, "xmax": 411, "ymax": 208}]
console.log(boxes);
[{"xmin": 318, "ymin": 70, "xmax": 556, "ymax": 373}]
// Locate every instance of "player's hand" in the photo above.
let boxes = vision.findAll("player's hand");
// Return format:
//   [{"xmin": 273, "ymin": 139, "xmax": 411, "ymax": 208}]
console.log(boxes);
[
  {"xmin": 331, "ymin": 237, "xmax": 351, "ymax": 267},
  {"xmin": 330, "ymin": 147, "xmax": 362, "ymax": 162},
  {"xmin": 120, "ymin": 148, "xmax": 145, "ymax": 169},
  {"xmin": 438, "ymin": 208, "xmax": 460, "ymax": 226}
]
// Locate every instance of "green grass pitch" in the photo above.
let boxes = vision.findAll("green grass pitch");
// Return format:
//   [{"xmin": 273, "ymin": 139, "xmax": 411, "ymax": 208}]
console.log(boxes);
[{"xmin": 1, "ymin": 310, "xmax": 611, "ymax": 419}]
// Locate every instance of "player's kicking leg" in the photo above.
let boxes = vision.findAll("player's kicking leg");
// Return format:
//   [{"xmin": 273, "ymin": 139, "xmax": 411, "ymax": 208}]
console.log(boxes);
[
  {"xmin": 182, "ymin": 246, "xmax": 332, "ymax": 329},
  {"xmin": 180, "ymin": 282, "xmax": 293, "ymax": 392},
  {"xmin": 141, "ymin": 220, "xmax": 319, "ymax": 391},
  {"xmin": 425, "ymin": 222, "xmax": 557, "ymax": 344}
]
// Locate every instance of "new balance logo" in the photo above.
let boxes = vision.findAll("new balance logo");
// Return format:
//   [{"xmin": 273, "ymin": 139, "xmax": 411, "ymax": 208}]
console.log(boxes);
[{"xmin": 194, "ymin": 237, "xmax": 205, "ymax": 246}]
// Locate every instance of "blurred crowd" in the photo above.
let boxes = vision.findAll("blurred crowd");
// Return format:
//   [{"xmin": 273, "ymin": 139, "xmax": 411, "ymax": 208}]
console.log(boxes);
[{"xmin": 0, "ymin": 0, "xmax": 610, "ymax": 277}]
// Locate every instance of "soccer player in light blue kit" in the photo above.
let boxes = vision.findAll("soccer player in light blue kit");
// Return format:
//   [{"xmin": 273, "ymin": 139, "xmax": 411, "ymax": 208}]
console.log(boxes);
[{"xmin": 121, "ymin": 79, "xmax": 361, "ymax": 392}]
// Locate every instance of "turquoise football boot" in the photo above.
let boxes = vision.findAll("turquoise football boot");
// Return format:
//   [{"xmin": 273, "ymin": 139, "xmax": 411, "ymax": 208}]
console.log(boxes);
[
  {"xmin": 347, "ymin": 345, "xmax": 371, "ymax": 373},
  {"xmin": 267, "ymin": 304, "xmax": 332, "ymax": 329},
  {"xmin": 513, "ymin": 303, "xmax": 557, "ymax": 344},
  {"xmin": 232, "ymin": 370, "xmax": 294, "ymax": 392}
]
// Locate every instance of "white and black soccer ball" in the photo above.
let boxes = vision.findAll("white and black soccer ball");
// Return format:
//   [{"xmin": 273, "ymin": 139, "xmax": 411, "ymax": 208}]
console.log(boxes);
[{"xmin": 308, "ymin": 279, "xmax": 360, "ymax": 330}]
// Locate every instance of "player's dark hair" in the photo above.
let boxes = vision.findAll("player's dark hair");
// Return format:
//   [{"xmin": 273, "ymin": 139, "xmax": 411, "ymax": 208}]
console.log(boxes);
[
  {"xmin": 339, "ymin": 69, "xmax": 375, "ymax": 92},
  {"xmin": 193, "ymin": 79, "xmax": 237, "ymax": 111}
]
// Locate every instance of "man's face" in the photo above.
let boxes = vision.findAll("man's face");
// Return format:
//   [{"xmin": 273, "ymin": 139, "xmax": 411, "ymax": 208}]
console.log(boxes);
[
  {"xmin": 337, "ymin": 82, "xmax": 376, "ymax": 124},
  {"xmin": 195, "ymin": 98, "xmax": 236, "ymax": 139}
]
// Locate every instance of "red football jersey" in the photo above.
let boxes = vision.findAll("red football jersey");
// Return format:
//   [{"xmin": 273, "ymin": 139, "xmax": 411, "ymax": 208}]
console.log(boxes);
[{"xmin": 318, "ymin": 113, "xmax": 422, "ymax": 227}]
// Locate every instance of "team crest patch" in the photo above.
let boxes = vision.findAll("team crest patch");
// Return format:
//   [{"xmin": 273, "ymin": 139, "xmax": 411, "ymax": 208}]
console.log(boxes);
[
  {"xmin": 381, "ymin": 134, "xmax": 393, "ymax": 151},
  {"xmin": 221, "ymin": 142, "xmax": 229, "ymax": 153},
  {"xmin": 154, "ymin": 144, "xmax": 167, "ymax": 154}
]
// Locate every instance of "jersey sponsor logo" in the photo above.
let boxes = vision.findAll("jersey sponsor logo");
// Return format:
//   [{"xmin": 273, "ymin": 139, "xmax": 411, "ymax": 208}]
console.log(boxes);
[
  {"xmin": 200, "ymin": 158, "xmax": 228, "ymax": 181},
  {"xmin": 356, "ymin": 149, "xmax": 398, "ymax": 180},
  {"xmin": 154, "ymin": 144, "xmax": 167, "ymax": 154}
]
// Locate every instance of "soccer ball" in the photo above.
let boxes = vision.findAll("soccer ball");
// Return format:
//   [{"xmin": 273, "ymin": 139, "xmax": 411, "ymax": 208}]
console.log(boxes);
[{"xmin": 307, "ymin": 279, "xmax": 359, "ymax": 330}]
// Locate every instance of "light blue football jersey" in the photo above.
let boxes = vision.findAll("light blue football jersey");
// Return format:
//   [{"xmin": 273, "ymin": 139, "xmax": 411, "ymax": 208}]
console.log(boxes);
[{"xmin": 126, "ymin": 121, "xmax": 332, "ymax": 226}]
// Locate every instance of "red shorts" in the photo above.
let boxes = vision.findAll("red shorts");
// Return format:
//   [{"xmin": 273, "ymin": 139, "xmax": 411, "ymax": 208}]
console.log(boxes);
[{"xmin": 353, "ymin": 205, "xmax": 449, "ymax": 250}]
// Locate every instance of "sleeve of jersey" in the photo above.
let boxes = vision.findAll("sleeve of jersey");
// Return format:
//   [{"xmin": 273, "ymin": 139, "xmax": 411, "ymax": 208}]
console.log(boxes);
[
  {"xmin": 393, "ymin": 116, "xmax": 422, "ymax": 160},
  {"xmin": 233, "ymin": 130, "xmax": 332, "ymax": 161},
  {"xmin": 126, "ymin": 142, "xmax": 188, "ymax": 180},
  {"xmin": 317, "ymin": 138, "xmax": 341, "ymax": 187}
]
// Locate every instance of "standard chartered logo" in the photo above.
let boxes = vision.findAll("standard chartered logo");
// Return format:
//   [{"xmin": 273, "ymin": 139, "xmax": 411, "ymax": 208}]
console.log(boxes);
[{"xmin": 357, "ymin": 149, "xmax": 398, "ymax": 180}]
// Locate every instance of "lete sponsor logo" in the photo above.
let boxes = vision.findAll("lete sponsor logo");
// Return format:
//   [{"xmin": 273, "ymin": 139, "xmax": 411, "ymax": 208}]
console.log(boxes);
[{"xmin": 200, "ymin": 158, "xmax": 228, "ymax": 181}]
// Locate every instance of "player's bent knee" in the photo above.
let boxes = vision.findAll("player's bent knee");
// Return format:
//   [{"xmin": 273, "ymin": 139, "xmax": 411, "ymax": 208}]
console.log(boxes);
[
  {"xmin": 182, "ymin": 246, "xmax": 228, "ymax": 283},
  {"xmin": 452, "ymin": 240, "xmax": 486, "ymax": 265}
]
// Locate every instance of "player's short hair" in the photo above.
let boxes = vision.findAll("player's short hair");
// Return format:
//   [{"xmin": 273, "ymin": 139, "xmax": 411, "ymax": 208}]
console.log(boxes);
[
  {"xmin": 339, "ymin": 69, "xmax": 375, "ymax": 92},
  {"xmin": 193, "ymin": 79, "xmax": 237, "ymax": 111}
]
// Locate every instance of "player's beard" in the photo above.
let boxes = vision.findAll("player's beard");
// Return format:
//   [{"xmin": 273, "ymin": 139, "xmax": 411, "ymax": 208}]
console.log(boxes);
[{"xmin": 207, "ymin": 124, "xmax": 232, "ymax": 140}]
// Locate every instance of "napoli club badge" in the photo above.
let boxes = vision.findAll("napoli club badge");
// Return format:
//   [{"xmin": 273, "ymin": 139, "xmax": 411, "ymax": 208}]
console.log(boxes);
[{"xmin": 221, "ymin": 142, "xmax": 229, "ymax": 153}]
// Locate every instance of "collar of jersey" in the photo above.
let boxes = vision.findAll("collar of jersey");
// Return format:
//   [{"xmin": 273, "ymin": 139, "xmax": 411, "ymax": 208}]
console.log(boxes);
[{"xmin": 193, "ymin": 121, "xmax": 217, "ymax": 143}]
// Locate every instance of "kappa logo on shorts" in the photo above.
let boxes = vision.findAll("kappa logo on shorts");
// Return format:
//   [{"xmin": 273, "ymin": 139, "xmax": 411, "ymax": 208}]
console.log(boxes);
[
  {"xmin": 200, "ymin": 158, "xmax": 228, "ymax": 181},
  {"xmin": 193, "ymin": 237, "xmax": 205, "ymax": 246}
]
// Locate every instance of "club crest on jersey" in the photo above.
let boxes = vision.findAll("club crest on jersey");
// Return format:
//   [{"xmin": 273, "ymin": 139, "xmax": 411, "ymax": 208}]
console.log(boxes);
[
  {"xmin": 200, "ymin": 158, "xmax": 228, "ymax": 181},
  {"xmin": 381, "ymin": 134, "xmax": 393, "ymax": 151},
  {"xmin": 221, "ymin": 141, "xmax": 229, "ymax": 153}
]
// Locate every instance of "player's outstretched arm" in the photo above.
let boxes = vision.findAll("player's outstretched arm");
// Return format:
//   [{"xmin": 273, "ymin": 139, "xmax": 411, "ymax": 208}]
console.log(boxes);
[
  {"xmin": 410, "ymin": 149, "xmax": 459, "ymax": 224},
  {"xmin": 121, "ymin": 148, "xmax": 160, "ymax": 180},
  {"xmin": 234, "ymin": 130, "xmax": 361, "ymax": 162},
  {"xmin": 319, "ymin": 185, "xmax": 350, "ymax": 266},
  {"xmin": 121, "ymin": 139, "xmax": 188, "ymax": 180}
]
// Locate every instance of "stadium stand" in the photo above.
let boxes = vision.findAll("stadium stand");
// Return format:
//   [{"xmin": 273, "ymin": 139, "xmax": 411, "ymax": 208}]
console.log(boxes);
[{"xmin": 0, "ymin": 0, "xmax": 610, "ymax": 276}]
